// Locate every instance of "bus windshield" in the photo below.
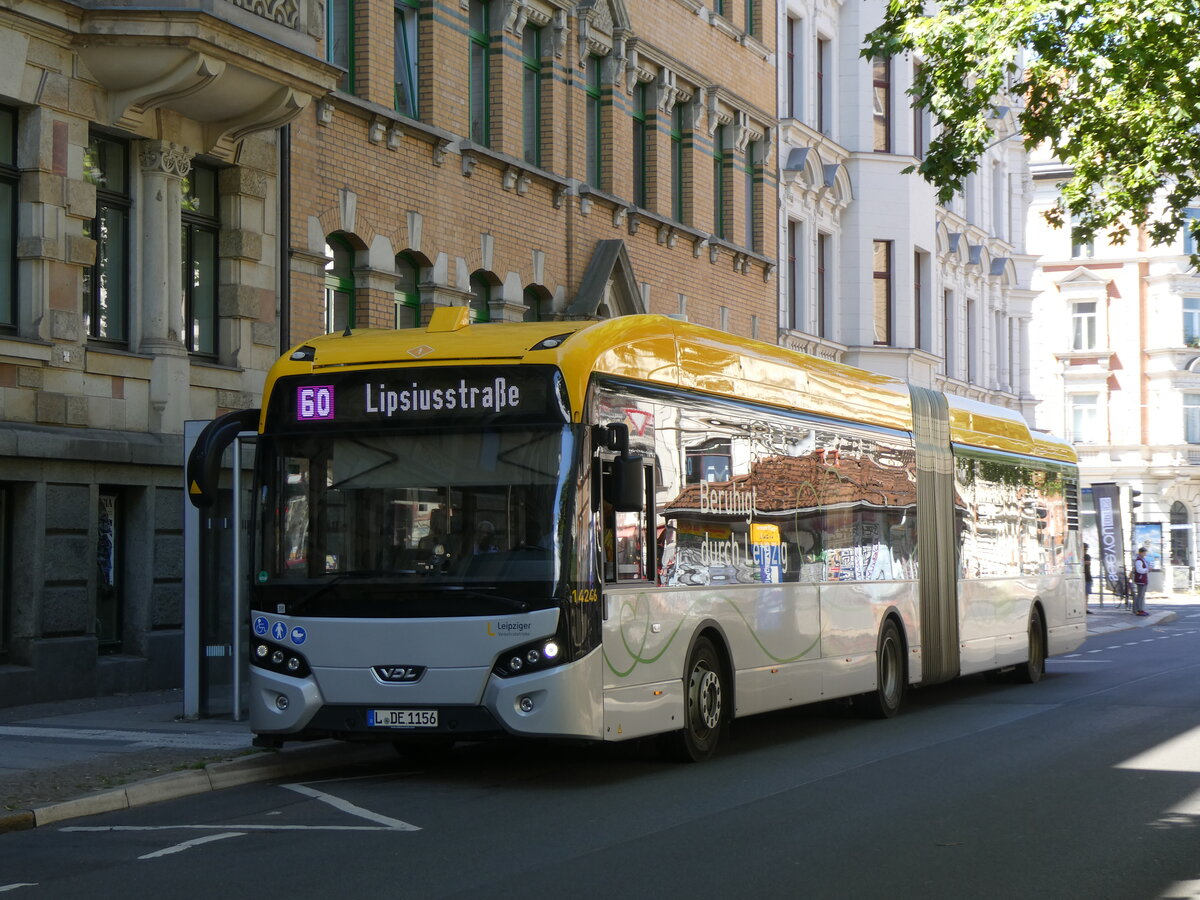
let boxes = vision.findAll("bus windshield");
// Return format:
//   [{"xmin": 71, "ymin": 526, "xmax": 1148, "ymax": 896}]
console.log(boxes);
[{"xmin": 255, "ymin": 425, "xmax": 576, "ymax": 616}]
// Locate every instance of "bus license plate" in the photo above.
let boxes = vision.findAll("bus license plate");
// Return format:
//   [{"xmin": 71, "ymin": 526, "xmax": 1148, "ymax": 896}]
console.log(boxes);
[{"xmin": 368, "ymin": 709, "xmax": 438, "ymax": 728}]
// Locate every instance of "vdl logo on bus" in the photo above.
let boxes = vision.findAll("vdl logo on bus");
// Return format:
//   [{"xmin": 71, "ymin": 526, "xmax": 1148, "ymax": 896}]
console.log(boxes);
[{"xmin": 297, "ymin": 385, "xmax": 335, "ymax": 421}]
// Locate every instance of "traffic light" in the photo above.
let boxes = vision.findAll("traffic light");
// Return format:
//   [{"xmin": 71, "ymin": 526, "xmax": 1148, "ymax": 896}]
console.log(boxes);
[{"xmin": 1130, "ymin": 489, "xmax": 1142, "ymax": 511}]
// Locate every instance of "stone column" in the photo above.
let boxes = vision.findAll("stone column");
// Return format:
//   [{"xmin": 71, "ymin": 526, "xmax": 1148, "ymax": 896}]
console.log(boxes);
[
  {"xmin": 138, "ymin": 141, "xmax": 192, "ymax": 434},
  {"xmin": 138, "ymin": 141, "xmax": 192, "ymax": 352}
]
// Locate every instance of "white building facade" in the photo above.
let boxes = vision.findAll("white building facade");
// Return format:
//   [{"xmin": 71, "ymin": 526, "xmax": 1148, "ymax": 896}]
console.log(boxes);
[
  {"xmin": 1028, "ymin": 152, "xmax": 1200, "ymax": 594},
  {"xmin": 775, "ymin": 0, "xmax": 1036, "ymax": 416}
]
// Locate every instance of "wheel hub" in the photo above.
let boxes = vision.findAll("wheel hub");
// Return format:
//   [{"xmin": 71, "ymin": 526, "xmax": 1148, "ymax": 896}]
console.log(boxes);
[{"xmin": 692, "ymin": 667, "xmax": 722, "ymax": 730}]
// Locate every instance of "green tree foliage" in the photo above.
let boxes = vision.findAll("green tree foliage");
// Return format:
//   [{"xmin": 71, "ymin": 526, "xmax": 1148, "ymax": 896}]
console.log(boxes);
[{"xmin": 864, "ymin": 0, "xmax": 1200, "ymax": 250}]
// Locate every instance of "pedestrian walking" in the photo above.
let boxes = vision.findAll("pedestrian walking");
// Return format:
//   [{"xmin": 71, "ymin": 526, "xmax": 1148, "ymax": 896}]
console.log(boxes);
[
  {"xmin": 1132, "ymin": 546, "xmax": 1150, "ymax": 616},
  {"xmin": 1083, "ymin": 543, "xmax": 1093, "ymax": 606}
]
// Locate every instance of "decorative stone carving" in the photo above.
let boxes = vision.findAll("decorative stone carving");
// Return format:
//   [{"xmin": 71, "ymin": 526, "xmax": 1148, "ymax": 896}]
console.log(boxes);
[
  {"xmin": 232, "ymin": 0, "xmax": 300, "ymax": 28},
  {"xmin": 140, "ymin": 142, "xmax": 192, "ymax": 178}
]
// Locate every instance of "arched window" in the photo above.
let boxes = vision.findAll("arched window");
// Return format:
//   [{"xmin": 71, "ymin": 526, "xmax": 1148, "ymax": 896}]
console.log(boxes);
[
  {"xmin": 523, "ymin": 286, "xmax": 550, "ymax": 322},
  {"xmin": 395, "ymin": 252, "xmax": 420, "ymax": 328},
  {"xmin": 469, "ymin": 272, "xmax": 491, "ymax": 322},
  {"xmin": 1170, "ymin": 501, "xmax": 1190, "ymax": 567},
  {"xmin": 325, "ymin": 236, "xmax": 355, "ymax": 333}
]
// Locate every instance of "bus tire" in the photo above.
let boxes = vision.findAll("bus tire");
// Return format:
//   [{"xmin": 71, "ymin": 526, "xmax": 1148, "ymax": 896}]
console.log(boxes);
[
  {"xmin": 857, "ymin": 618, "xmax": 905, "ymax": 719},
  {"xmin": 1014, "ymin": 608, "xmax": 1045, "ymax": 684},
  {"xmin": 667, "ymin": 636, "xmax": 726, "ymax": 763}
]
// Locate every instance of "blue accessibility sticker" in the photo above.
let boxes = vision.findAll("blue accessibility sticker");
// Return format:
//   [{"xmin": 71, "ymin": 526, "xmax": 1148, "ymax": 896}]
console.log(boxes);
[
  {"xmin": 253, "ymin": 616, "xmax": 269, "ymax": 636},
  {"xmin": 271, "ymin": 621, "xmax": 288, "ymax": 641},
  {"xmin": 290, "ymin": 626, "xmax": 307, "ymax": 645}
]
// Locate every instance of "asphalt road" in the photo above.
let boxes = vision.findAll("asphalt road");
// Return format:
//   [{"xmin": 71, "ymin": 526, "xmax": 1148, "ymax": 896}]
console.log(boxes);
[{"xmin": 4, "ymin": 606, "xmax": 1200, "ymax": 900}]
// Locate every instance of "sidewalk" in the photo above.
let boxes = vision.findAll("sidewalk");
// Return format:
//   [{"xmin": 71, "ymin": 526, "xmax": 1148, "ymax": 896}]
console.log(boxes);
[{"xmin": 0, "ymin": 595, "xmax": 1188, "ymax": 835}]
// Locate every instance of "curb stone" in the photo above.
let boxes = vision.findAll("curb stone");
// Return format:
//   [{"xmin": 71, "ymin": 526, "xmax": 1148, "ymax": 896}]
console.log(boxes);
[{"xmin": 1, "ymin": 741, "xmax": 396, "ymax": 833}]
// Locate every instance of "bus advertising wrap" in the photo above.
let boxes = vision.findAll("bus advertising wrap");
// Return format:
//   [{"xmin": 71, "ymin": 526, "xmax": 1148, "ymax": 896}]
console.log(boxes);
[
  {"xmin": 1091, "ymin": 482, "xmax": 1127, "ymax": 595},
  {"xmin": 268, "ymin": 366, "xmax": 569, "ymax": 431}
]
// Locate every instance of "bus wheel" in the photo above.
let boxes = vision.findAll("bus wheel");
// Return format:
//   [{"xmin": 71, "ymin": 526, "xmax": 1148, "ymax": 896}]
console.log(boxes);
[
  {"xmin": 1014, "ymin": 608, "xmax": 1045, "ymax": 684},
  {"xmin": 669, "ymin": 636, "xmax": 726, "ymax": 763},
  {"xmin": 857, "ymin": 619, "xmax": 905, "ymax": 719}
]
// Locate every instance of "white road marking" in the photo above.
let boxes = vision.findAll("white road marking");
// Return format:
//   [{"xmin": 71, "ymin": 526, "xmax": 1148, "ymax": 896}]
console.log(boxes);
[
  {"xmin": 0, "ymin": 886, "xmax": 38, "ymax": 894},
  {"xmin": 64, "ymin": 824, "xmax": 400, "ymax": 833},
  {"xmin": 138, "ymin": 831, "xmax": 245, "ymax": 860},
  {"xmin": 281, "ymin": 782, "xmax": 420, "ymax": 831}
]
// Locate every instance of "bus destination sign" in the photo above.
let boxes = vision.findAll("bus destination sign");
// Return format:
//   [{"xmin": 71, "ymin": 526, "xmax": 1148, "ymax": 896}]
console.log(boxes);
[{"xmin": 271, "ymin": 366, "xmax": 568, "ymax": 430}]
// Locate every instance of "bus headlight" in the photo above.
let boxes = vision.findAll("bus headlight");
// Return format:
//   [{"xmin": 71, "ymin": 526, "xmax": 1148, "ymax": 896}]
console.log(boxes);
[
  {"xmin": 251, "ymin": 639, "xmax": 312, "ymax": 678},
  {"xmin": 493, "ymin": 638, "xmax": 567, "ymax": 678}
]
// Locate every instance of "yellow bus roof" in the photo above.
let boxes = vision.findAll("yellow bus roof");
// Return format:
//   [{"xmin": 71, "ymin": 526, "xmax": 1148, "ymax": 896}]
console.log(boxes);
[{"xmin": 264, "ymin": 311, "xmax": 1074, "ymax": 463}]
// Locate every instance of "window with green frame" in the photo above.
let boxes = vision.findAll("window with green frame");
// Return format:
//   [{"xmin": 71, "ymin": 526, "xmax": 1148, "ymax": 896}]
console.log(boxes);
[
  {"xmin": 328, "ymin": 0, "xmax": 355, "ymax": 93},
  {"xmin": 395, "ymin": 253, "xmax": 421, "ymax": 328},
  {"xmin": 585, "ymin": 54, "xmax": 603, "ymax": 187},
  {"xmin": 325, "ymin": 236, "xmax": 355, "ymax": 333},
  {"xmin": 670, "ymin": 102, "xmax": 684, "ymax": 222},
  {"xmin": 522, "ymin": 26, "xmax": 542, "ymax": 166},
  {"xmin": 742, "ymin": 139, "xmax": 758, "ymax": 250},
  {"xmin": 394, "ymin": 0, "xmax": 419, "ymax": 117},
  {"xmin": 469, "ymin": 0, "xmax": 490, "ymax": 146},
  {"xmin": 0, "ymin": 106, "xmax": 15, "ymax": 331},
  {"xmin": 713, "ymin": 124, "xmax": 728, "ymax": 240},
  {"xmin": 82, "ymin": 134, "xmax": 130, "ymax": 345},
  {"xmin": 182, "ymin": 163, "xmax": 219, "ymax": 356},
  {"xmin": 744, "ymin": 0, "xmax": 755, "ymax": 35},
  {"xmin": 632, "ymin": 82, "xmax": 647, "ymax": 208},
  {"xmin": 469, "ymin": 272, "xmax": 491, "ymax": 322}
]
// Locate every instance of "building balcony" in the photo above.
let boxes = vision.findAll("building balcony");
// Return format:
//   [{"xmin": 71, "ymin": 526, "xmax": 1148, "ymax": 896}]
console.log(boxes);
[{"xmin": 71, "ymin": 0, "xmax": 339, "ymax": 150}]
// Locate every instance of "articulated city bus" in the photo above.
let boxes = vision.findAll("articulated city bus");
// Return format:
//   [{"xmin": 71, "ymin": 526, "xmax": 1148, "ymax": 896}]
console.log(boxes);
[{"xmin": 188, "ymin": 310, "xmax": 1086, "ymax": 761}]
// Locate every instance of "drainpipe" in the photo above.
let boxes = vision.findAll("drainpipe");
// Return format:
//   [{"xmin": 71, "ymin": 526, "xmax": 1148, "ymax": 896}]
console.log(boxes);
[{"xmin": 279, "ymin": 124, "xmax": 291, "ymax": 355}]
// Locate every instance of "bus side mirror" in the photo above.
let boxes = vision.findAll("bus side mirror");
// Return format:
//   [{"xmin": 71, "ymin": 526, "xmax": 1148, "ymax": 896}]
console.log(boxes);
[
  {"xmin": 606, "ymin": 456, "xmax": 645, "ymax": 513},
  {"xmin": 186, "ymin": 408, "xmax": 261, "ymax": 508}
]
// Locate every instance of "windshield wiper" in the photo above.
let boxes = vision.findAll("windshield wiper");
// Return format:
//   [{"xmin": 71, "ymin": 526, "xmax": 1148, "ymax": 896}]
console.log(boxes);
[{"xmin": 439, "ymin": 586, "xmax": 528, "ymax": 611}]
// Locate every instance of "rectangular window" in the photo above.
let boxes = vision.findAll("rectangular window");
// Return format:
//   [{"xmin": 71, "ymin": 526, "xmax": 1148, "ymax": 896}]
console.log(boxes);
[
  {"xmin": 817, "ymin": 232, "xmax": 829, "ymax": 339},
  {"xmin": 817, "ymin": 38, "xmax": 831, "ymax": 135},
  {"xmin": 328, "ymin": 0, "xmax": 354, "ymax": 93},
  {"xmin": 632, "ymin": 81, "xmax": 647, "ymax": 207},
  {"xmin": 787, "ymin": 220, "xmax": 802, "ymax": 329},
  {"xmin": 872, "ymin": 57, "xmax": 891, "ymax": 153},
  {"xmin": 670, "ymin": 103, "xmax": 684, "ymax": 221},
  {"xmin": 944, "ymin": 289, "xmax": 955, "ymax": 376},
  {"xmin": 585, "ymin": 55, "xmax": 604, "ymax": 187},
  {"xmin": 713, "ymin": 125, "xmax": 728, "ymax": 240},
  {"xmin": 82, "ymin": 134, "xmax": 130, "ymax": 345},
  {"xmin": 872, "ymin": 239, "xmax": 892, "ymax": 345},
  {"xmin": 912, "ymin": 63, "xmax": 929, "ymax": 159},
  {"xmin": 1071, "ymin": 300, "xmax": 1097, "ymax": 351},
  {"xmin": 1070, "ymin": 394, "xmax": 1100, "ymax": 444},
  {"xmin": 469, "ymin": 0, "xmax": 490, "ymax": 146},
  {"xmin": 742, "ymin": 140, "xmax": 757, "ymax": 250},
  {"xmin": 182, "ymin": 163, "xmax": 220, "ymax": 356},
  {"xmin": 97, "ymin": 491, "xmax": 123, "ymax": 654},
  {"xmin": 914, "ymin": 250, "xmax": 924, "ymax": 351},
  {"xmin": 1184, "ymin": 298, "xmax": 1200, "ymax": 347},
  {"xmin": 744, "ymin": 0, "xmax": 755, "ymax": 35},
  {"xmin": 966, "ymin": 297, "xmax": 978, "ymax": 382},
  {"xmin": 1184, "ymin": 208, "xmax": 1200, "ymax": 257},
  {"xmin": 0, "ymin": 106, "xmax": 15, "ymax": 331},
  {"xmin": 394, "ymin": 0, "xmax": 419, "ymax": 117},
  {"xmin": 0, "ymin": 485, "xmax": 8, "ymax": 661},
  {"xmin": 786, "ymin": 17, "xmax": 799, "ymax": 120},
  {"xmin": 522, "ymin": 27, "xmax": 542, "ymax": 166},
  {"xmin": 1070, "ymin": 213, "xmax": 1094, "ymax": 258},
  {"xmin": 1186, "ymin": 393, "xmax": 1200, "ymax": 444}
]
